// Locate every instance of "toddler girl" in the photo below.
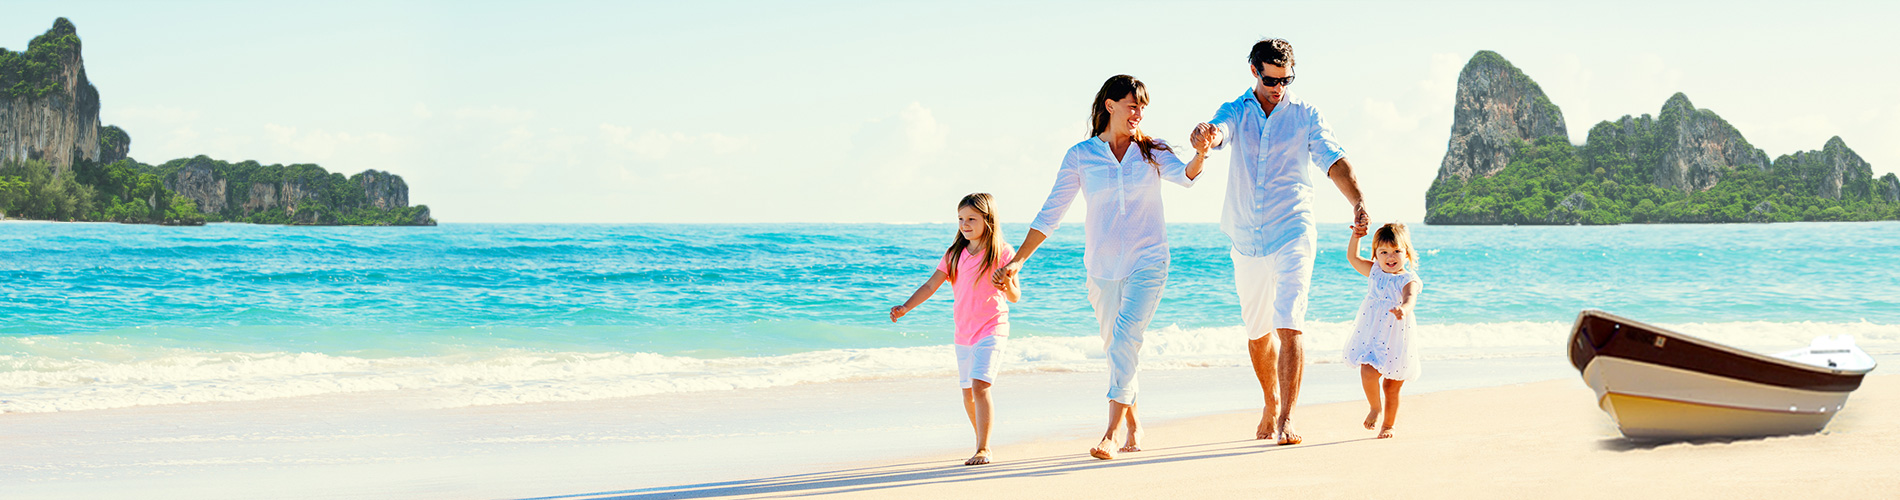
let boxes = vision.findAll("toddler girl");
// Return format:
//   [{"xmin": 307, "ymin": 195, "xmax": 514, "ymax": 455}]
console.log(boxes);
[{"xmin": 1342, "ymin": 222, "xmax": 1422, "ymax": 439}]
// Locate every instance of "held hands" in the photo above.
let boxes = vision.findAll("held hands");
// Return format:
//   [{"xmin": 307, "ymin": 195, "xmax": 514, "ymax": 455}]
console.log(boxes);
[
  {"xmin": 1189, "ymin": 123, "xmax": 1220, "ymax": 152},
  {"xmin": 991, "ymin": 260, "xmax": 1024, "ymax": 289},
  {"xmin": 1351, "ymin": 202, "xmax": 1370, "ymax": 232},
  {"xmin": 1350, "ymin": 220, "xmax": 1369, "ymax": 238},
  {"xmin": 890, "ymin": 305, "xmax": 908, "ymax": 322}
]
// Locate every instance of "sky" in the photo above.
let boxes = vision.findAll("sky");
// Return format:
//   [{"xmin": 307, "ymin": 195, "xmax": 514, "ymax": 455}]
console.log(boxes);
[{"xmin": 6, "ymin": 0, "xmax": 1899, "ymax": 224}]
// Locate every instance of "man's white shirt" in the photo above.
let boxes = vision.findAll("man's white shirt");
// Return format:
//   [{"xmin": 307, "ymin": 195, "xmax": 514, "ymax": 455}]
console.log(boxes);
[{"xmin": 1207, "ymin": 89, "xmax": 1347, "ymax": 257}]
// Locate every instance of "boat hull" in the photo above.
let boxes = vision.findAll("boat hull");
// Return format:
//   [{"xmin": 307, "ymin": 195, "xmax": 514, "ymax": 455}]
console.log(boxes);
[
  {"xmin": 1585, "ymin": 357, "xmax": 1848, "ymax": 439},
  {"xmin": 1568, "ymin": 310, "xmax": 1871, "ymax": 440}
]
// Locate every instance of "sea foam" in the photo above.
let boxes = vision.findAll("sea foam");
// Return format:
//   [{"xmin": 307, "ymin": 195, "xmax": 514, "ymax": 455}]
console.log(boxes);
[{"xmin": 3, "ymin": 320, "xmax": 1893, "ymax": 413}]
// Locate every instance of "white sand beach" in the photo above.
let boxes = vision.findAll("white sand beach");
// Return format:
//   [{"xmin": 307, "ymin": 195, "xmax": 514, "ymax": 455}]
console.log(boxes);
[{"xmin": 558, "ymin": 375, "xmax": 1899, "ymax": 499}]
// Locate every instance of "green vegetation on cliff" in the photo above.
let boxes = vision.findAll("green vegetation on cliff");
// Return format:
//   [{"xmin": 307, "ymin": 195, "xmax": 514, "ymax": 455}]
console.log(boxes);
[
  {"xmin": 0, "ymin": 18, "xmax": 436, "ymax": 226},
  {"xmin": 152, "ymin": 156, "xmax": 433, "ymax": 226},
  {"xmin": 0, "ymin": 17, "xmax": 79, "ymax": 99},
  {"xmin": 1, "ymin": 154, "xmax": 433, "ymax": 226},
  {"xmin": 0, "ymin": 159, "xmax": 205, "ymax": 224},
  {"xmin": 1426, "ymin": 131, "xmax": 1900, "ymax": 224},
  {"xmin": 1426, "ymin": 52, "xmax": 1900, "ymax": 225}
]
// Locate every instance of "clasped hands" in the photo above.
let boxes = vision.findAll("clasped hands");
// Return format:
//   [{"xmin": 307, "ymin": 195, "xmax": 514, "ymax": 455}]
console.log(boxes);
[{"xmin": 1188, "ymin": 123, "xmax": 1219, "ymax": 153}]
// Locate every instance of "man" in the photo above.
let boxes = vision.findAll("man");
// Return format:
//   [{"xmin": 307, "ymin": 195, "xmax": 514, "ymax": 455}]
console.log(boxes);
[{"xmin": 1190, "ymin": 38, "xmax": 1369, "ymax": 445}]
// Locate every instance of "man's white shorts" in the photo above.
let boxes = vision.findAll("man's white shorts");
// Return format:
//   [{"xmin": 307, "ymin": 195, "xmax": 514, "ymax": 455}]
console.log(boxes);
[
  {"xmin": 1232, "ymin": 237, "xmax": 1316, "ymax": 340},
  {"xmin": 956, "ymin": 335, "xmax": 1004, "ymax": 389}
]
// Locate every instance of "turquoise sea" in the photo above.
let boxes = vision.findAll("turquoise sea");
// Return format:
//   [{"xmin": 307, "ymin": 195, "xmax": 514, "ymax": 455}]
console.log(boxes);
[{"xmin": 2, "ymin": 221, "xmax": 1897, "ymax": 413}]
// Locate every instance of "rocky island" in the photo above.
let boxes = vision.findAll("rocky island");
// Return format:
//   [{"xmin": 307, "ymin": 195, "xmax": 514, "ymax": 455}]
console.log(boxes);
[
  {"xmin": 1425, "ymin": 51, "xmax": 1900, "ymax": 225},
  {"xmin": 0, "ymin": 18, "xmax": 434, "ymax": 226}
]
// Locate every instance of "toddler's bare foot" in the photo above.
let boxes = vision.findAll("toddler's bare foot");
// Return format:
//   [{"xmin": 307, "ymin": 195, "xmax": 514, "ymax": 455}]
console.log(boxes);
[
  {"xmin": 1089, "ymin": 438, "xmax": 1118, "ymax": 460},
  {"xmin": 1120, "ymin": 427, "xmax": 1143, "ymax": 453},
  {"xmin": 964, "ymin": 449, "xmax": 992, "ymax": 466},
  {"xmin": 1378, "ymin": 426, "xmax": 1395, "ymax": 439},
  {"xmin": 1364, "ymin": 409, "xmax": 1380, "ymax": 430}
]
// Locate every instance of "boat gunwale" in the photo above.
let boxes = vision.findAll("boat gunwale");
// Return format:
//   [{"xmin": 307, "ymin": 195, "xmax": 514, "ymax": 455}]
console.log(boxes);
[
  {"xmin": 1569, "ymin": 309, "xmax": 1872, "ymax": 393},
  {"xmin": 1573, "ymin": 309, "xmax": 1875, "ymax": 377}
]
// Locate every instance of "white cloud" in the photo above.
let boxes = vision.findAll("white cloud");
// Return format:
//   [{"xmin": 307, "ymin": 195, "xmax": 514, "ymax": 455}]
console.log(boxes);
[
  {"xmin": 599, "ymin": 125, "xmax": 748, "ymax": 160},
  {"xmin": 452, "ymin": 106, "xmax": 537, "ymax": 123},
  {"xmin": 848, "ymin": 102, "xmax": 950, "ymax": 188},
  {"xmin": 262, "ymin": 124, "xmax": 406, "ymax": 162}
]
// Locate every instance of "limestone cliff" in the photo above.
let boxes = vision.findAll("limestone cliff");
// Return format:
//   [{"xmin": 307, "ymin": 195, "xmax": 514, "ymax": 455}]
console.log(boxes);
[
  {"xmin": 1434, "ymin": 50, "xmax": 1568, "ymax": 181},
  {"xmin": 1423, "ymin": 50, "xmax": 1897, "ymax": 224},
  {"xmin": 160, "ymin": 156, "xmax": 434, "ymax": 226},
  {"xmin": 1, "ymin": 18, "xmax": 436, "ymax": 226},
  {"xmin": 1774, "ymin": 136, "xmax": 1872, "ymax": 200},
  {"xmin": 351, "ymin": 170, "xmax": 409, "ymax": 209},
  {"xmin": 0, "ymin": 18, "xmax": 106, "ymax": 173},
  {"xmin": 98, "ymin": 124, "xmax": 129, "ymax": 165},
  {"xmin": 1652, "ymin": 93, "xmax": 1769, "ymax": 192}
]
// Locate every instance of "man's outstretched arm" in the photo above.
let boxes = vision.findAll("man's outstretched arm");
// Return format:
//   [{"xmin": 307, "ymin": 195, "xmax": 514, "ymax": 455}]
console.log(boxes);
[{"xmin": 1328, "ymin": 158, "xmax": 1368, "ymax": 227}]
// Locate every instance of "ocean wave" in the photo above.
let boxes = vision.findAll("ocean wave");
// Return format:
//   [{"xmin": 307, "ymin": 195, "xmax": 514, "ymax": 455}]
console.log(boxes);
[{"xmin": 2, "ymin": 320, "xmax": 1893, "ymax": 413}]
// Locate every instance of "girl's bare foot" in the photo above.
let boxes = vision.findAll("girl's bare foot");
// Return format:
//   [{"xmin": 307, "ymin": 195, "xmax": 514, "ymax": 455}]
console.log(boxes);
[
  {"xmin": 1377, "ymin": 426, "xmax": 1395, "ymax": 439},
  {"xmin": 965, "ymin": 449, "xmax": 992, "ymax": 466},
  {"xmin": 1364, "ymin": 408, "xmax": 1380, "ymax": 430},
  {"xmin": 1089, "ymin": 437, "xmax": 1118, "ymax": 460},
  {"xmin": 1120, "ymin": 428, "xmax": 1143, "ymax": 453}
]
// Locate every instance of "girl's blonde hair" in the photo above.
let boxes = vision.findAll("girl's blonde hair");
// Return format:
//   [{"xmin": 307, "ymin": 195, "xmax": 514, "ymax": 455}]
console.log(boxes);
[
  {"xmin": 946, "ymin": 193, "xmax": 1008, "ymax": 280},
  {"xmin": 1371, "ymin": 222, "xmax": 1418, "ymax": 268}
]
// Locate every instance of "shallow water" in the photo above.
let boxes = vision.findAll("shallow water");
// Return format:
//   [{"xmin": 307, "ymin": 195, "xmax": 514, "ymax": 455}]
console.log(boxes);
[{"xmin": 2, "ymin": 221, "xmax": 1896, "ymax": 412}]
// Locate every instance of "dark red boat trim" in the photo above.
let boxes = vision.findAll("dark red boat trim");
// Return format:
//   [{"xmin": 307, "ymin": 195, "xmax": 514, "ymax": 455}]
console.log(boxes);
[{"xmin": 1568, "ymin": 311, "xmax": 1865, "ymax": 393}]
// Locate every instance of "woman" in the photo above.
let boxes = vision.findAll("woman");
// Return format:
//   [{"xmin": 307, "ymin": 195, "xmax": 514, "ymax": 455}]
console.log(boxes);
[{"xmin": 993, "ymin": 75, "xmax": 1206, "ymax": 460}]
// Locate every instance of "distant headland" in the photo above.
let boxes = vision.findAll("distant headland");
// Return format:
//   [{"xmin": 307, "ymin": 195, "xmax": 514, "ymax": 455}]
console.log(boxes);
[
  {"xmin": 0, "ymin": 18, "xmax": 434, "ymax": 226},
  {"xmin": 1425, "ymin": 50, "xmax": 1899, "ymax": 225}
]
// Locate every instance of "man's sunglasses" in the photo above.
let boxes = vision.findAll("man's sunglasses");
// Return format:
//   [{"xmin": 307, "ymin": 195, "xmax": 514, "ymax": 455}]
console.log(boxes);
[{"xmin": 1259, "ymin": 74, "xmax": 1295, "ymax": 87}]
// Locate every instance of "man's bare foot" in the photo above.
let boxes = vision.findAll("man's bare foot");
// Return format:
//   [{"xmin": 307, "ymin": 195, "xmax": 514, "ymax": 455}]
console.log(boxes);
[
  {"xmin": 1378, "ymin": 426, "xmax": 1394, "ymax": 439},
  {"xmin": 1120, "ymin": 428, "xmax": 1143, "ymax": 453},
  {"xmin": 1256, "ymin": 411, "xmax": 1278, "ymax": 440},
  {"xmin": 1276, "ymin": 419, "xmax": 1303, "ymax": 445},
  {"xmin": 1089, "ymin": 437, "xmax": 1118, "ymax": 460},
  {"xmin": 965, "ymin": 449, "xmax": 992, "ymax": 465},
  {"xmin": 1364, "ymin": 409, "xmax": 1380, "ymax": 430}
]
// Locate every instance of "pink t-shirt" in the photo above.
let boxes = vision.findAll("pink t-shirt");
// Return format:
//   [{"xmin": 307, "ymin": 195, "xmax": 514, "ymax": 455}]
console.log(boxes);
[{"xmin": 936, "ymin": 245, "xmax": 1015, "ymax": 346}]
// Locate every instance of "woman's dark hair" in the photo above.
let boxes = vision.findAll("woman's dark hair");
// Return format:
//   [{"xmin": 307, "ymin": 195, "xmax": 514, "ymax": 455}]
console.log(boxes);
[
  {"xmin": 1089, "ymin": 74, "xmax": 1171, "ymax": 166},
  {"xmin": 1249, "ymin": 38, "xmax": 1295, "ymax": 71}
]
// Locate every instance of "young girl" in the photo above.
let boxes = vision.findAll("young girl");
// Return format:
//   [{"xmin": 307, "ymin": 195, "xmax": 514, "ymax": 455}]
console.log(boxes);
[
  {"xmin": 1343, "ymin": 222, "xmax": 1423, "ymax": 439},
  {"xmin": 890, "ymin": 192, "xmax": 1020, "ymax": 466}
]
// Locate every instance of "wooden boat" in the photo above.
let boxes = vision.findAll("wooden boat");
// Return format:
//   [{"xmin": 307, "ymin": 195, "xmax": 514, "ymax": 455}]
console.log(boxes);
[{"xmin": 1567, "ymin": 309, "xmax": 1876, "ymax": 440}]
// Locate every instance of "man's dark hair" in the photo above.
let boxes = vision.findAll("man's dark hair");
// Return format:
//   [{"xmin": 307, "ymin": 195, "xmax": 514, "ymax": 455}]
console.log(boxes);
[{"xmin": 1249, "ymin": 38, "xmax": 1295, "ymax": 71}]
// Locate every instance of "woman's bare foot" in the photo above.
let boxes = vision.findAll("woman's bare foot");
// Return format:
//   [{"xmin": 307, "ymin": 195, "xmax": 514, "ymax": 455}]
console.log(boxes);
[
  {"xmin": 1120, "ymin": 428, "xmax": 1143, "ymax": 453},
  {"xmin": 1089, "ymin": 437, "xmax": 1118, "ymax": 460},
  {"xmin": 1377, "ymin": 426, "xmax": 1394, "ymax": 439},
  {"xmin": 1364, "ymin": 408, "xmax": 1381, "ymax": 430},
  {"xmin": 965, "ymin": 449, "xmax": 992, "ymax": 465},
  {"xmin": 1276, "ymin": 418, "xmax": 1303, "ymax": 445}
]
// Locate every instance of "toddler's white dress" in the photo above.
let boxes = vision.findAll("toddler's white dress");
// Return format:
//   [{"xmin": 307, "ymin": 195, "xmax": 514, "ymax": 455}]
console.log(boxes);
[{"xmin": 1342, "ymin": 265, "xmax": 1422, "ymax": 380}]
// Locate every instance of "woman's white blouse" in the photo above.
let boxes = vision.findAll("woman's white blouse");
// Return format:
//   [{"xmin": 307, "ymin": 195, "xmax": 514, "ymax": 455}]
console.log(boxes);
[{"xmin": 1028, "ymin": 136, "xmax": 1196, "ymax": 280}]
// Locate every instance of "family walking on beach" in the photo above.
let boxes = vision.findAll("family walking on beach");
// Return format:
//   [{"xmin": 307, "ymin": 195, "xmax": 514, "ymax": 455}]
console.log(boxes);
[{"xmin": 892, "ymin": 38, "xmax": 1426, "ymax": 466}]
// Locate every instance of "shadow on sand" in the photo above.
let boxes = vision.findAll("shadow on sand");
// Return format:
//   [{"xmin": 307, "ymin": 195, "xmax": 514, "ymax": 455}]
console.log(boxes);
[
  {"xmin": 1594, "ymin": 433, "xmax": 1800, "ymax": 451},
  {"xmin": 523, "ymin": 437, "xmax": 1373, "ymax": 499}
]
